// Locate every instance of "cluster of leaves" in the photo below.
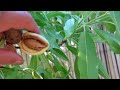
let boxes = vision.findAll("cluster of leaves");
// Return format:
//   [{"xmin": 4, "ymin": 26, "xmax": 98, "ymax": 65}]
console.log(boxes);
[{"xmin": 0, "ymin": 11, "xmax": 119, "ymax": 79}]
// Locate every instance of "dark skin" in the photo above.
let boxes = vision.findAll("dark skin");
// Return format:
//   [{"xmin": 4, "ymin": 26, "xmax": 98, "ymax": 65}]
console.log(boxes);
[{"xmin": 4, "ymin": 29, "xmax": 22, "ymax": 44}]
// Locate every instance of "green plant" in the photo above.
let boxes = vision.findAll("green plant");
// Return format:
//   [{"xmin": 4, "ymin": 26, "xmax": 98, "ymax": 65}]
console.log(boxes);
[{"xmin": 0, "ymin": 11, "xmax": 119, "ymax": 79}]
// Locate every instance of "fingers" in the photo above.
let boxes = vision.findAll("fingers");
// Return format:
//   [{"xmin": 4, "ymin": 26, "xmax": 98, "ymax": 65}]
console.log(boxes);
[
  {"xmin": 0, "ymin": 48, "xmax": 24, "ymax": 65},
  {"xmin": 0, "ymin": 11, "xmax": 40, "ymax": 34},
  {"xmin": 0, "ymin": 45, "xmax": 24, "ymax": 65},
  {"xmin": 0, "ymin": 11, "xmax": 41, "ymax": 65}
]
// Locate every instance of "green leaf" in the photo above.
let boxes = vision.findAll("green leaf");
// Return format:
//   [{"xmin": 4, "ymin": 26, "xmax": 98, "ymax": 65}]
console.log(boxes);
[
  {"xmin": 39, "ymin": 55, "xmax": 54, "ymax": 73},
  {"xmin": 3, "ymin": 66, "xmax": 21, "ymax": 79},
  {"xmin": 77, "ymin": 29, "xmax": 98, "ymax": 79},
  {"xmin": 98, "ymin": 12, "xmax": 111, "ymax": 22},
  {"xmin": 94, "ymin": 29, "xmax": 120, "ymax": 53},
  {"xmin": 110, "ymin": 11, "xmax": 120, "ymax": 32},
  {"xmin": 114, "ymin": 30, "xmax": 120, "ymax": 43},
  {"xmin": 51, "ymin": 48, "xmax": 68, "ymax": 61},
  {"xmin": 74, "ymin": 56, "xmax": 80, "ymax": 79},
  {"xmin": 47, "ymin": 12, "xmax": 65, "ymax": 19},
  {"xmin": 36, "ymin": 12, "xmax": 47, "ymax": 22},
  {"xmin": 48, "ymin": 54, "xmax": 68, "ymax": 75},
  {"xmin": 35, "ymin": 19, "xmax": 47, "ymax": 27},
  {"xmin": 72, "ymin": 15, "xmax": 82, "ymax": 24},
  {"xmin": 33, "ymin": 12, "xmax": 48, "ymax": 27},
  {"xmin": 31, "ymin": 70, "xmax": 43, "ymax": 79},
  {"xmin": 29, "ymin": 55, "xmax": 38, "ymax": 70},
  {"xmin": 66, "ymin": 42, "xmax": 77, "ymax": 55},
  {"xmin": 110, "ymin": 11, "xmax": 120, "ymax": 41},
  {"xmin": 48, "ymin": 37, "xmax": 59, "ymax": 50},
  {"xmin": 82, "ymin": 11, "xmax": 94, "ymax": 19},
  {"xmin": 103, "ymin": 21, "xmax": 116, "ymax": 33},
  {"xmin": 98, "ymin": 59, "xmax": 110, "ymax": 79},
  {"xmin": 41, "ymin": 29, "xmax": 60, "ymax": 50},
  {"xmin": 90, "ymin": 33, "xmax": 105, "ymax": 43},
  {"xmin": 88, "ymin": 11, "xmax": 109, "ymax": 25},
  {"xmin": 54, "ymin": 23, "xmax": 64, "ymax": 32},
  {"xmin": 64, "ymin": 18, "xmax": 75, "ymax": 38},
  {"xmin": 91, "ymin": 11, "xmax": 99, "ymax": 20}
]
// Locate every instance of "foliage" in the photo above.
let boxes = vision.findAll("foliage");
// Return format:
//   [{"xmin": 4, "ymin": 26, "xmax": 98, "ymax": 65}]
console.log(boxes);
[{"xmin": 1, "ymin": 11, "xmax": 120, "ymax": 79}]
